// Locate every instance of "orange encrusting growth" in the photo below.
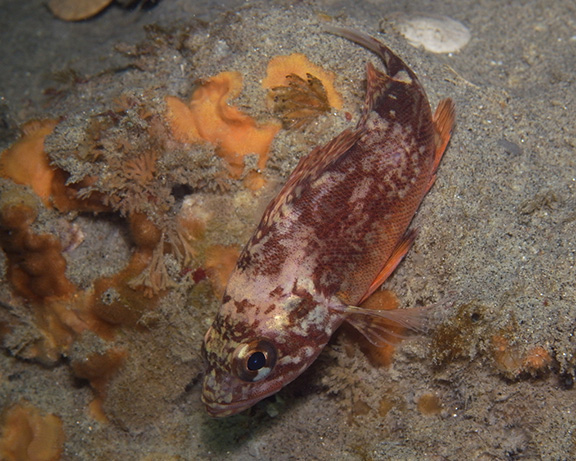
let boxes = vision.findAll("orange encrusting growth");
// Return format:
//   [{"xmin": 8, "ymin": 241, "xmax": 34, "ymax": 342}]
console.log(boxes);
[
  {"xmin": 91, "ymin": 213, "xmax": 163, "ymax": 321},
  {"xmin": 522, "ymin": 346, "xmax": 552, "ymax": 373},
  {"xmin": 0, "ymin": 204, "xmax": 76, "ymax": 302},
  {"xmin": 92, "ymin": 249, "xmax": 161, "ymax": 326},
  {"xmin": 0, "ymin": 201, "xmax": 111, "ymax": 361},
  {"xmin": 0, "ymin": 401, "xmax": 65, "ymax": 461},
  {"xmin": 71, "ymin": 348, "xmax": 128, "ymax": 423},
  {"xmin": 165, "ymin": 71, "xmax": 281, "ymax": 179},
  {"xmin": 0, "ymin": 120, "xmax": 59, "ymax": 206},
  {"xmin": 491, "ymin": 335, "xmax": 553, "ymax": 376},
  {"xmin": 0, "ymin": 119, "xmax": 103, "ymax": 213},
  {"xmin": 204, "ymin": 245, "xmax": 241, "ymax": 299},
  {"xmin": 262, "ymin": 53, "xmax": 343, "ymax": 110}
]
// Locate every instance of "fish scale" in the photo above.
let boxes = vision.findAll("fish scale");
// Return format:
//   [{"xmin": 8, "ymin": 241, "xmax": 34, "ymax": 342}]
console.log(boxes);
[{"xmin": 201, "ymin": 27, "xmax": 455, "ymax": 417}]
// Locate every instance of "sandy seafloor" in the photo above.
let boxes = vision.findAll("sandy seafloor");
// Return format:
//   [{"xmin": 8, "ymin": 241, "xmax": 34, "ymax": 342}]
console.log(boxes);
[{"xmin": 0, "ymin": 0, "xmax": 575, "ymax": 459}]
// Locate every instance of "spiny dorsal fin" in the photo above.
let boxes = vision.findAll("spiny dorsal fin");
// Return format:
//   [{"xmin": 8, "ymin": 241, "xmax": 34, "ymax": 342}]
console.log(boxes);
[{"xmin": 261, "ymin": 128, "xmax": 362, "ymax": 224}]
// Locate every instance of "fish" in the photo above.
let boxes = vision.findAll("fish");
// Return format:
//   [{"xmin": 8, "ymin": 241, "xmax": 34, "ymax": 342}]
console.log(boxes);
[{"xmin": 201, "ymin": 26, "xmax": 455, "ymax": 417}]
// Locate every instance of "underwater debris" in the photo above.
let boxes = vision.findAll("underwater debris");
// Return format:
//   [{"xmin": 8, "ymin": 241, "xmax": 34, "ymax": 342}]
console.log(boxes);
[
  {"xmin": 47, "ymin": 0, "xmax": 161, "ymax": 21},
  {"xmin": 269, "ymin": 73, "xmax": 331, "ymax": 129},
  {"xmin": 385, "ymin": 13, "xmax": 471, "ymax": 54},
  {"xmin": 48, "ymin": 0, "xmax": 114, "ymax": 21},
  {"xmin": 416, "ymin": 393, "xmax": 443, "ymax": 415},
  {"xmin": 429, "ymin": 301, "xmax": 489, "ymax": 366},
  {"xmin": 0, "ymin": 401, "xmax": 65, "ymax": 461},
  {"xmin": 165, "ymin": 71, "xmax": 281, "ymax": 179},
  {"xmin": 430, "ymin": 302, "xmax": 554, "ymax": 379}
]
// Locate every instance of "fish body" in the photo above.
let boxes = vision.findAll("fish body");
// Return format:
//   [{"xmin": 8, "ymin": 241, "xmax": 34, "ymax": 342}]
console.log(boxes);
[{"xmin": 201, "ymin": 27, "xmax": 455, "ymax": 417}]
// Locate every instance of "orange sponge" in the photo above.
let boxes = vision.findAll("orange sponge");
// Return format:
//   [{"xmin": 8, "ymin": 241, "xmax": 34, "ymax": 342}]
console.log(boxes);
[
  {"xmin": 0, "ymin": 120, "xmax": 59, "ymax": 206},
  {"xmin": 165, "ymin": 71, "xmax": 281, "ymax": 178},
  {"xmin": 0, "ymin": 203, "xmax": 76, "ymax": 301}
]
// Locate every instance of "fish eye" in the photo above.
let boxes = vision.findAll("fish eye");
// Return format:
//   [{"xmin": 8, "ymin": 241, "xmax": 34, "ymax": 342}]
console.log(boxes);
[
  {"xmin": 247, "ymin": 351, "xmax": 266, "ymax": 371},
  {"xmin": 232, "ymin": 339, "xmax": 277, "ymax": 382}
]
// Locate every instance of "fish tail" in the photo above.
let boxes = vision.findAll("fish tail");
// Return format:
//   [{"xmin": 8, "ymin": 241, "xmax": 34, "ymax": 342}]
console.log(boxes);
[{"xmin": 324, "ymin": 25, "xmax": 418, "ymax": 82}]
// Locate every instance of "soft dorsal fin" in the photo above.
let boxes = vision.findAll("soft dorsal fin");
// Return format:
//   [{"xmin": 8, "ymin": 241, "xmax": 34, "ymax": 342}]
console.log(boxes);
[
  {"xmin": 423, "ymin": 98, "xmax": 456, "ymax": 194},
  {"xmin": 431, "ymin": 98, "xmax": 456, "ymax": 174}
]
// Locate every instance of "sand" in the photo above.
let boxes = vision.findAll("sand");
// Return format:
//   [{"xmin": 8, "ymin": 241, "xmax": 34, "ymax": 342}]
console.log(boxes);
[{"xmin": 0, "ymin": 0, "xmax": 575, "ymax": 459}]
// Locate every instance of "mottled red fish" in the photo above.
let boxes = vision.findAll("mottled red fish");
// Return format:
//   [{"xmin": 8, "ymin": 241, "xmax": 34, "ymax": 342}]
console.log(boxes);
[{"xmin": 201, "ymin": 27, "xmax": 455, "ymax": 417}]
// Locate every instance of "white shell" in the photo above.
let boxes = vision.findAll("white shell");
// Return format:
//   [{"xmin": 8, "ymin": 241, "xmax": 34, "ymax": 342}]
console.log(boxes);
[{"xmin": 388, "ymin": 13, "xmax": 471, "ymax": 53}]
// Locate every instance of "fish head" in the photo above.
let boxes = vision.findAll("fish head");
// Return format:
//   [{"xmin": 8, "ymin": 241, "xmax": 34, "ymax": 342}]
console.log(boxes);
[{"xmin": 201, "ymin": 291, "xmax": 335, "ymax": 417}]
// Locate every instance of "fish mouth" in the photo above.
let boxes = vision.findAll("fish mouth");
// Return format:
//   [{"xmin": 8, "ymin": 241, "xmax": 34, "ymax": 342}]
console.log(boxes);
[
  {"xmin": 202, "ymin": 393, "xmax": 270, "ymax": 418},
  {"xmin": 201, "ymin": 365, "xmax": 285, "ymax": 417},
  {"xmin": 201, "ymin": 379, "xmax": 285, "ymax": 417}
]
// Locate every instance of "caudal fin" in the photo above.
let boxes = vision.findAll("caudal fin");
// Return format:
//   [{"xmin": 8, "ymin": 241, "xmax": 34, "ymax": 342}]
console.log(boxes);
[{"xmin": 324, "ymin": 25, "xmax": 418, "ymax": 82}]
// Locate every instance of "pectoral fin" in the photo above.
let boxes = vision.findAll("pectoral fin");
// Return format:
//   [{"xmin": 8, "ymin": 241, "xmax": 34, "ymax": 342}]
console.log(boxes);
[
  {"xmin": 334, "ymin": 293, "xmax": 456, "ymax": 346},
  {"xmin": 342, "ymin": 304, "xmax": 429, "ymax": 346}
]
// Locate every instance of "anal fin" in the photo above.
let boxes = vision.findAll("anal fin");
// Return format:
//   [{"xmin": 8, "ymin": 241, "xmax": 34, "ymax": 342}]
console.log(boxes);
[{"xmin": 358, "ymin": 229, "xmax": 417, "ymax": 305}]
